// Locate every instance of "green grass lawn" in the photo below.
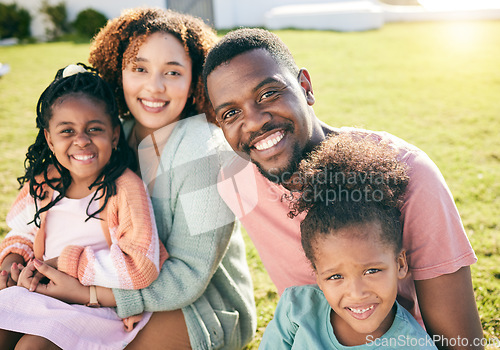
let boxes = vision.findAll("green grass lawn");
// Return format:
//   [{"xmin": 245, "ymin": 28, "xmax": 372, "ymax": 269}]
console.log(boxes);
[{"xmin": 1, "ymin": 20, "xmax": 499, "ymax": 348}]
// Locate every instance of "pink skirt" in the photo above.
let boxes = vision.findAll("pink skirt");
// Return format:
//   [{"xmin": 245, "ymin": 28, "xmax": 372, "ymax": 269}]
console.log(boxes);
[{"xmin": 0, "ymin": 286, "xmax": 151, "ymax": 349}]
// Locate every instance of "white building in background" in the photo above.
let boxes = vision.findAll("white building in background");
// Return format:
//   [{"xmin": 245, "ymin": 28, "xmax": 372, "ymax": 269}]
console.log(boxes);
[{"xmin": 1, "ymin": 0, "xmax": 500, "ymax": 41}]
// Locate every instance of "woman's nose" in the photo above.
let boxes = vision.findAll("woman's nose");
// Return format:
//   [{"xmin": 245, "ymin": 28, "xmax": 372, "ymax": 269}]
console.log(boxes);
[{"xmin": 146, "ymin": 73, "xmax": 166, "ymax": 93}]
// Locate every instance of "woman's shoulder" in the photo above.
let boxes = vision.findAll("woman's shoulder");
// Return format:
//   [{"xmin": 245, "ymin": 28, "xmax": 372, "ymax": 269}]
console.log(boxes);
[{"xmin": 172, "ymin": 114, "xmax": 233, "ymax": 156}]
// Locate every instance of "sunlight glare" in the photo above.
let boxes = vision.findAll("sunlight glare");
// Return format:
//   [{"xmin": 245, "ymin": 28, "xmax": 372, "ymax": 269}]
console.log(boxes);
[{"xmin": 418, "ymin": 0, "xmax": 500, "ymax": 11}]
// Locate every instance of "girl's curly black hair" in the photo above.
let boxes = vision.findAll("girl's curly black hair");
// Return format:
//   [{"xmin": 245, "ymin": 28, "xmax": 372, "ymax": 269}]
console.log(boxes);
[
  {"xmin": 18, "ymin": 63, "xmax": 137, "ymax": 227},
  {"xmin": 288, "ymin": 132, "xmax": 410, "ymax": 269}
]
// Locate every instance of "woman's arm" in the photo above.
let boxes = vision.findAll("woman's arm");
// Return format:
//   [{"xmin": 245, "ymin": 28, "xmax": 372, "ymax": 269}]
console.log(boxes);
[
  {"xmin": 415, "ymin": 266, "xmax": 484, "ymax": 350},
  {"xmin": 112, "ymin": 136, "xmax": 236, "ymax": 318},
  {"xmin": 26, "ymin": 259, "xmax": 118, "ymax": 307}
]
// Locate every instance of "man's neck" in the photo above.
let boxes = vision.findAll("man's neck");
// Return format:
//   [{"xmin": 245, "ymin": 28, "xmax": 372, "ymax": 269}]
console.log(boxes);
[{"xmin": 280, "ymin": 121, "xmax": 337, "ymax": 191}]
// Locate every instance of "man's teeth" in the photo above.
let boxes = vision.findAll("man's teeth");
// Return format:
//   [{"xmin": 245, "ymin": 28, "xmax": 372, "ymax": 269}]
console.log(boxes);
[
  {"xmin": 349, "ymin": 305, "xmax": 374, "ymax": 314},
  {"xmin": 73, "ymin": 154, "xmax": 94, "ymax": 161},
  {"xmin": 254, "ymin": 131, "xmax": 284, "ymax": 151},
  {"xmin": 142, "ymin": 100, "xmax": 165, "ymax": 108}
]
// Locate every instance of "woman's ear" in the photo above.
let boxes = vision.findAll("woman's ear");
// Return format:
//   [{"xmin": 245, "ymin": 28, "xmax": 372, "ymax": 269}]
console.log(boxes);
[
  {"xmin": 397, "ymin": 250, "xmax": 409, "ymax": 280},
  {"xmin": 44, "ymin": 129, "xmax": 54, "ymax": 153},
  {"xmin": 298, "ymin": 68, "xmax": 315, "ymax": 106}
]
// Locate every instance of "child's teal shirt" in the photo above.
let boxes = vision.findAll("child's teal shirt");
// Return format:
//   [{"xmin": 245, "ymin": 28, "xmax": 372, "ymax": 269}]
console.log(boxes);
[{"xmin": 260, "ymin": 284, "xmax": 437, "ymax": 349}]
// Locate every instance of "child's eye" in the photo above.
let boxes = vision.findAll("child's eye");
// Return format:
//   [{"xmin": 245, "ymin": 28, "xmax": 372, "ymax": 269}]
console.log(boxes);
[
  {"xmin": 60, "ymin": 129, "xmax": 74, "ymax": 134},
  {"xmin": 366, "ymin": 269, "xmax": 381, "ymax": 275},
  {"xmin": 328, "ymin": 274, "xmax": 343, "ymax": 280},
  {"xmin": 133, "ymin": 66, "xmax": 146, "ymax": 73}
]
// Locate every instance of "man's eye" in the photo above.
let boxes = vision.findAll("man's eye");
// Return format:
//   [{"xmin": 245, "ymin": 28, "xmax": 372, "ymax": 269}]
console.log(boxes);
[
  {"xmin": 261, "ymin": 91, "xmax": 276, "ymax": 100},
  {"xmin": 221, "ymin": 109, "xmax": 238, "ymax": 121}
]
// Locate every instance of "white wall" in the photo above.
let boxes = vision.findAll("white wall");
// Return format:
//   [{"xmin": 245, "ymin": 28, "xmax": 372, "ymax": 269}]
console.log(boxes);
[{"xmin": 213, "ymin": 0, "xmax": 353, "ymax": 29}]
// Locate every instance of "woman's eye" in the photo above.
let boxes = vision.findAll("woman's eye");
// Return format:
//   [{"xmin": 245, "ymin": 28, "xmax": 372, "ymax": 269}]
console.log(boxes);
[
  {"xmin": 133, "ymin": 66, "xmax": 146, "ymax": 73},
  {"xmin": 166, "ymin": 71, "xmax": 180, "ymax": 76}
]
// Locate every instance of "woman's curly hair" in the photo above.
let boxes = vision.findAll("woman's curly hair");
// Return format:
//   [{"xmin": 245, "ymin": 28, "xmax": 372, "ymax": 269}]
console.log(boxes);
[
  {"xmin": 19, "ymin": 63, "xmax": 136, "ymax": 227},
  {"xmin": 89, "ymin": 7, "xmax": 218, "ymax": 123},
  {"xmin": 289, "ymin": 132, "xmax": 410, "ymax": 268}
]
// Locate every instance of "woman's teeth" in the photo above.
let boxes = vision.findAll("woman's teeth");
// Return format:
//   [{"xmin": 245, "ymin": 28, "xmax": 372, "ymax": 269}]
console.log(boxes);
[{"xmin": 142, "ymin": 100, "xmax": 165, "ymax": 108}]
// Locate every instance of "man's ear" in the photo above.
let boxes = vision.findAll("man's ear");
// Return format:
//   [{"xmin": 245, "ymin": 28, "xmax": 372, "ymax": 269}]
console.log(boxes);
[
  {"xmin": 397, "ymin": 250, "xmax": 409, "ymax": 280},
  {"xmin": 298, "ymin": 68, "xmax": 315, "ymax": 106}
]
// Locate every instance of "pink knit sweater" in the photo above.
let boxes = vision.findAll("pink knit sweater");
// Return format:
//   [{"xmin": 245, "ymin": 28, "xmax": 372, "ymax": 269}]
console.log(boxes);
[{"xmin": 0, "ymin": 168, "xmax": 167, "ymax": 290}]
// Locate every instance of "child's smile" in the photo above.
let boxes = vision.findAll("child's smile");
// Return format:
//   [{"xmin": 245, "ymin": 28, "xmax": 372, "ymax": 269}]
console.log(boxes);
[
  {"xmin": 314, "ymin": 221, "xmax": 408, "ymax": 346},
  {"xmin": 44, "ymin": 95, "xmax": 119, "ymax": 197},
  {"xmin": 345, "ymin": 303, "xmax": 377, "ymax": 320}
]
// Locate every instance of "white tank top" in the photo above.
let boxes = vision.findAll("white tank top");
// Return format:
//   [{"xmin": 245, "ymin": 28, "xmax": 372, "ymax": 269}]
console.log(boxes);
[{"xmin": 44, "ymin": 191, "xmax": 108, "ymax": 260}]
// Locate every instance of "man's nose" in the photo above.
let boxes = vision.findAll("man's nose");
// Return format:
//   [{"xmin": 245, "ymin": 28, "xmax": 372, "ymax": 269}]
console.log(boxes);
[{"xmin": 242, "ymin": 103, "xmax": 272, "ymax": 133}]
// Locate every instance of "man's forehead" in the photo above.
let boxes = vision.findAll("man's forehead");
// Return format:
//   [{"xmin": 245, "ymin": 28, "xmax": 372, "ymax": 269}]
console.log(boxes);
[
  {"xmin": 217, "ymin": 49, "xmax": 282, "ymax": 75},
  {"xmin": 208, "ymin": 50, "xmax": 292, "ymax": 90}
]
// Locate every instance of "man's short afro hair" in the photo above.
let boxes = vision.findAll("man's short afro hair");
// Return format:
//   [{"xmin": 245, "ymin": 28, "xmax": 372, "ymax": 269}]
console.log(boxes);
[{"xmin": 202, "ymin": 28, "xmax": 300, "ymax": 94}]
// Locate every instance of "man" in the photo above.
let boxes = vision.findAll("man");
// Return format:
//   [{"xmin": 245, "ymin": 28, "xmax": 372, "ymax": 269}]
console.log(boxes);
[{"xmin": 202, "ymin": 28, "xmax": 483, "ymax": 349}]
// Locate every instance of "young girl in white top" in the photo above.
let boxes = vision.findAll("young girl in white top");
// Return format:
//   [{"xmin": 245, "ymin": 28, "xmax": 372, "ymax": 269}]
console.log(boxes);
[{"xmin": 0, "ymin": 64, "xmax": 166, "ymax": 349}]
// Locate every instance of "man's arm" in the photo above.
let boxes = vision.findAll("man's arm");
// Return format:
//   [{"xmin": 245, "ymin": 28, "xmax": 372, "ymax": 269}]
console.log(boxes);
[{"xmin": 415, "ymin": 266, "xmax": 484, "ymax": 350}]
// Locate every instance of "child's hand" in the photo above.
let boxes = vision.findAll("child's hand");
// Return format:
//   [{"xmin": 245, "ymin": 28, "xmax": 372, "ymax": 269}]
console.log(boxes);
[
  {"xmin": 0, "ymin": 262, "xmax": 24, "ymax": 290},
  {"xmin": 17, "ymin": 260, "xmax": 45, "ymax": 292},
  {"xmin": 122, "ymin": 314, "xmax": 144, "ymax": 332}
]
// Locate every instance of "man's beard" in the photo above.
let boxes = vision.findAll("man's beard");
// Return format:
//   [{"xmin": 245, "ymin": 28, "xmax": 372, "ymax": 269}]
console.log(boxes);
[{"xmin": 254, "ymin": 141, "xmax": 304, "ymax": 186}]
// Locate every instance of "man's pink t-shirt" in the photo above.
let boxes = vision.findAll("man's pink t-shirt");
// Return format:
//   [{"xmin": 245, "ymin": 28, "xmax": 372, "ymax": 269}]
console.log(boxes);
[{"xmin": 217, "ymin": 127, "xmax": 477, "ymax": 325}]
